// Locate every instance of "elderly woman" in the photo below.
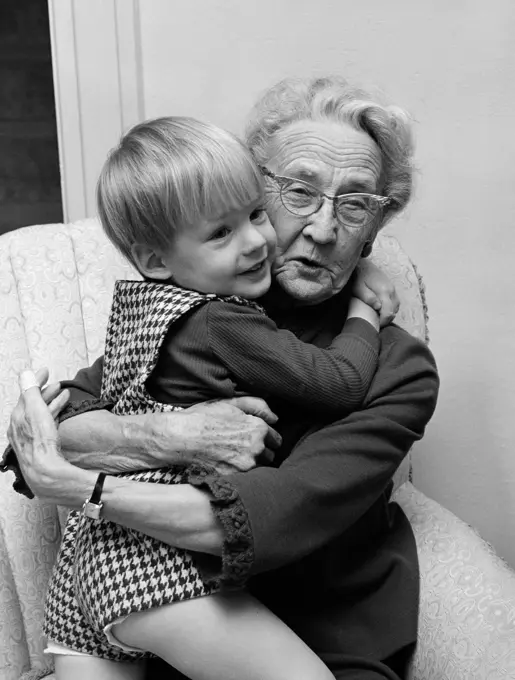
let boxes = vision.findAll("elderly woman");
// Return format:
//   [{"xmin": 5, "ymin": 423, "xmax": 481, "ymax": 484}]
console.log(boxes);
[{"xmin": 7, "ymin": 76, "xmax": 439, "ymax": 680}]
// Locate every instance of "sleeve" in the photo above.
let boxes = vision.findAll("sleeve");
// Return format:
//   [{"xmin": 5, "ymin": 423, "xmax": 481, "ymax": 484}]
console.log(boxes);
[
  {"xmin": 60, "ymin": 355, "xmax": 105, "ymax": 402},
  {"xmin": 0, "ymin": 445, "xmax": 33, "ymax": 498},
  {"xmin": 189, "ymin": 325, "xmax": 439, "ymax": 582},
  {"xmin": 57, "ymin": 355, "xmax": 114, "ymax": 423},
  {"xmin": 207, "ymin": 302, "xmax": 380, "ymax": 416}
]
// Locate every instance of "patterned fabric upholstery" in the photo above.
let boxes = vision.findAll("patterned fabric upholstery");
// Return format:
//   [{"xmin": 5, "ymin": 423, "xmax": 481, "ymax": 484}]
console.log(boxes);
[
  {"xmin": 395, "ymin": 484, "xmax": 515, "ymax": 679},
  {"xmin": 0, "ymin": 219, "xmax": 514, "ymax": 680}
]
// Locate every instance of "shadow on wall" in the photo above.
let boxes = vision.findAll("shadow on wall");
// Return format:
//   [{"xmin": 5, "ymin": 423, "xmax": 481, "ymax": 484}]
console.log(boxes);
[{"xmin": 0, "ymin": 0, "xmax": 63, "ymax": 235}]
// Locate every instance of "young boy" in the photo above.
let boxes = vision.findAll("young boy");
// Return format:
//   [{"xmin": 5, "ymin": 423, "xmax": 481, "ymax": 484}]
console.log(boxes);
[{"xmin": 45, "ymin": 117, "xmax": 395, "ymax": 680}]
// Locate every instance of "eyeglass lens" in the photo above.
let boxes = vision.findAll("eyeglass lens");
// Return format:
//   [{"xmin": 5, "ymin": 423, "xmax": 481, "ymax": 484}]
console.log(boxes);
[{"xmin": 280, "ymin": 180, "xmax": 380, "ymax": 228}]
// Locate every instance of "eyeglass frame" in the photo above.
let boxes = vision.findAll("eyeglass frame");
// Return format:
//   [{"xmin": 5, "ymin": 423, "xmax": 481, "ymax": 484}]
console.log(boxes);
[{"xmin": 259, "ymin": 165, "xmax": 393, "ymax": 228}]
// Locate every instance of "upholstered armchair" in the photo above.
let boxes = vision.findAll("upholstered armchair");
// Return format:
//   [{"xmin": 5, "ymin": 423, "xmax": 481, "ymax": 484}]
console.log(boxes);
[{"xmin": 1, "ymin": 219, "xmax": 514, "ymax": 680}]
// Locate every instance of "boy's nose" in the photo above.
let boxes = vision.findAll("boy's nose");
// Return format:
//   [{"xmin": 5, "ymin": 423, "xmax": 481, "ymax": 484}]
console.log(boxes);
[{"xmin": 243, "ymin": 225, "xmax": 268, "ymax": 254}]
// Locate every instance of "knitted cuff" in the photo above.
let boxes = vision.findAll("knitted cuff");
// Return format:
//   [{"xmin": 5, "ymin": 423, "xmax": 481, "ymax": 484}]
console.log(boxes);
[
  {"xmin": 187, "ymin": 464, "xmax": 254, "ymax": 591},
  {"xmin": 19, "ymin": 666, "xmax": 53, "ymax": 680},
  {"xmin": 58, "ymin": 397, "xmax": 115, "ymax": 423}
]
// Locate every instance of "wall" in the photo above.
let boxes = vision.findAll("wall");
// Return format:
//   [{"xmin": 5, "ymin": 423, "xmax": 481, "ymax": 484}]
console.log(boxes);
[{"xmin": 49, "ymin": 0, "xmax": 515, "ymax": 565}]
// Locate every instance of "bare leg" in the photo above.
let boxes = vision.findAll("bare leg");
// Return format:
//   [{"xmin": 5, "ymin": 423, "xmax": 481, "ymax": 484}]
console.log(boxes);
[
  {"xmin": 54, "ymin": 654, "xmax": 145, "ymax": 680},
  {"xmin": 113, "ymin": 591, "xmax": 333, "ymax": 680}
]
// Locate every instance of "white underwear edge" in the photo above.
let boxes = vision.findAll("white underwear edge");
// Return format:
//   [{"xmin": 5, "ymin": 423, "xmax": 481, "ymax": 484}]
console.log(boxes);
[
  {"xmin": 104, "ymin": 615, "xmax": 145, "ymax": 654},
  {"xmin": 45, "ymin": 616, "xmax": 143, "ymax": 658},
  {"xmin": 44, "ymin": 642, "xmax": 91, "ymax": 657}
]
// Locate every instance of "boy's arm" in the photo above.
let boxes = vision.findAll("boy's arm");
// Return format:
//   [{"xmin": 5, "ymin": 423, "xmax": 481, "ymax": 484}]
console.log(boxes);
[
  {"xmin": 207, "ymin": 302, "xmax": 380, "ymax": 417},
  {"xmin": 60, "ymin": 355, "xmax": 105, "ymax": 401}
]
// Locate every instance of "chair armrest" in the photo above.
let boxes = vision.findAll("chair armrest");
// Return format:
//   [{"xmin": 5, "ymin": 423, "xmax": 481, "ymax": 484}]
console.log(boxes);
[
  {"xmin": 0, "ymin": 478, "xmax": 59, "ymax": 680},
  {"xmin": 394, "ymin": 482, "xmax": 515, "ymax": 680},
  {"xmin": 0, "ymin": 514, "xmax": 30, "ymax": 680}
]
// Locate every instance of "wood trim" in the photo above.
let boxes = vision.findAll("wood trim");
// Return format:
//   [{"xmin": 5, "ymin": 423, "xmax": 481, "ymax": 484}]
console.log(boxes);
[
  {"xmin": 48, "ymin": 0, "xmax": 87, "ymax": 222},
  {"xmin": 115, "ymin": 0, "xmax": 145, "ymax": 131},
  {"xmin": 48, "ymin": 0, "xmax": 144, "ymax": 222}
]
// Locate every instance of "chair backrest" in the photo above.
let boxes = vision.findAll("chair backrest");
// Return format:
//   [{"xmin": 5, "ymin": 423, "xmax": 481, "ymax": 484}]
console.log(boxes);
[
  {"xmin": 0, "ymin": 218, "xmax": 138, "ymax": 678},
  {"xmin": 0, "ymin": 218, "xmax": 427, "ymax": 678}
]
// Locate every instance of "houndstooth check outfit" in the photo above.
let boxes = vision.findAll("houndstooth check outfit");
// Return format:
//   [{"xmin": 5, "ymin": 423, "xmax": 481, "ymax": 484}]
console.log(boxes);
[{"xmin": 44, "ymin": 281, "xmax": 261, "ymax": 660}]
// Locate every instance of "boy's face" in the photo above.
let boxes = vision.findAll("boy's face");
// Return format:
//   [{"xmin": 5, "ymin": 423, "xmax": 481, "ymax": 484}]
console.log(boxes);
[{"xmin": 161, "ymin": 201, "xmax": 277, "ymax": 299}]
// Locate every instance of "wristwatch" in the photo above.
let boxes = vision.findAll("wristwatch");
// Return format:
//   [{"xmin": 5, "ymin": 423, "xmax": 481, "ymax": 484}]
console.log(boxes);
[{"xmin": 82, "ymin": 473, "xmax": 107, "ymax": 520}]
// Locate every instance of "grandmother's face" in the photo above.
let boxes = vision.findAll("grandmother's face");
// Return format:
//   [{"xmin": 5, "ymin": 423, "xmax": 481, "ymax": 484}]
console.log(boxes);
[{"xmin": 264, "ymin": 120, "xmax": 383, "ymax": 305}]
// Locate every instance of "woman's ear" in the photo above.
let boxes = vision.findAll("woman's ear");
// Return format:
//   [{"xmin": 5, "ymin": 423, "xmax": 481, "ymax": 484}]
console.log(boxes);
[
  {"xmin": 361, "ymin": 242, "xmax": 373, "ymax": 258},
  {"xmin": 361, "ymin": 217, "xmax": 384, "ymax": 258},
  {"xmin": 131, "ymin": 243, "xmax": 173, "ymax": 280}
]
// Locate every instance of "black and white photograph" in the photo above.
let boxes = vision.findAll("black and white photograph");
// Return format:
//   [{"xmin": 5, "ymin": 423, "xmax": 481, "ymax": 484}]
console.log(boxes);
[{"xmin": 0, "ymin": 1, "xmax": 514, "ymax": 679}]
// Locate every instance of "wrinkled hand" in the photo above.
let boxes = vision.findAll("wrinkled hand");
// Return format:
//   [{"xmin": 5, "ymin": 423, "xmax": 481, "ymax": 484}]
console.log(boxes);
[
  {"xmin": 160, "ymin": 397, "xmax": 282, "ymax": 473},
  {"xmin": 7, "ymin": 368, "xmax": 71, "ymax": 498},
  {"xmin": 353, "ymin": 259, "xmax": 400, "ymax": 327}
]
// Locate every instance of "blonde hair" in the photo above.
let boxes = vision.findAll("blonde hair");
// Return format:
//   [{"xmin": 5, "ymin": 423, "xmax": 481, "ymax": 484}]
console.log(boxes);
[
  {"xmin": 246, "ymin": 76, "xmax": 414, "ymax": 224},
  {"xmin": 97, "ymin": 117, "xmax": 264, "ymax": 267}
]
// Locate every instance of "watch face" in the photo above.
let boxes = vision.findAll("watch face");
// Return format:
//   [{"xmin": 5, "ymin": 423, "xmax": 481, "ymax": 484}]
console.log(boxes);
[{"xmin": 83, "ymin": 500, "xmax": 103, "ymax": 521}]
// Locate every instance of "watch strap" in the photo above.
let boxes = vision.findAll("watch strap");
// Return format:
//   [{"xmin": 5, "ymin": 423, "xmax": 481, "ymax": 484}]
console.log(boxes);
[
  {"xmin": 89, "ymin": 472, "xmax": 107, "ymax": 505},
  {"xmin": 83, "ymin": 472, "xmax": 107, "ymax": 520}
]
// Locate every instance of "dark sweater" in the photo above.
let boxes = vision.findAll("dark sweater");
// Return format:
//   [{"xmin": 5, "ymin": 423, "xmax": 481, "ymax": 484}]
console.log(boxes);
[{"xmin": 58, "ymin": 290, "xmax": 439, "ymax": 678}]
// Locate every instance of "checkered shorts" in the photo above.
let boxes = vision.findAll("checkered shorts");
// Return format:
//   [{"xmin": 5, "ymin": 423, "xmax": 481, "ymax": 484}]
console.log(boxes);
[{"xmin": 43, "ymin": 468, "xmax": 218, "ymax": 661}]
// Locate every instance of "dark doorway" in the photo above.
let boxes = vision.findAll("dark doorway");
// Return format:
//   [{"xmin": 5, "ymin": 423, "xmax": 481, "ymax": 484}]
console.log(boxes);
[{"xmin": 0, "ymin": 0, "xmax": 63, "ymax": 235}]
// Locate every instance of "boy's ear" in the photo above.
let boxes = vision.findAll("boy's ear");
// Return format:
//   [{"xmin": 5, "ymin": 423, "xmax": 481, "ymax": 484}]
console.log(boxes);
[{"xmin": 131, "ymin": 243, "xmax": 173, "ymax": 280}]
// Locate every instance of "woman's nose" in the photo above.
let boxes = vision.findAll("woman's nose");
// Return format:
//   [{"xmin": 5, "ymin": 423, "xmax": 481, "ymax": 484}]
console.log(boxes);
[{"xmin": 302, "ymin": 201, "xmax": 338, "ymax": 245}]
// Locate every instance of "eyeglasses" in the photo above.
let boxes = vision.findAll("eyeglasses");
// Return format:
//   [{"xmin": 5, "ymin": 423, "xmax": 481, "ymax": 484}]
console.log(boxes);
[{"xmin": 260, "ymin": 166, "xmax": 392, "ymax": 229}]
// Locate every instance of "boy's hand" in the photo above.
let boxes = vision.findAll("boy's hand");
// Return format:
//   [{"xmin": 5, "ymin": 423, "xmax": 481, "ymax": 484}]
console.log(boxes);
[{"xmin": 353, "ymin": 259, "xmax": 400, "ymax": 327}]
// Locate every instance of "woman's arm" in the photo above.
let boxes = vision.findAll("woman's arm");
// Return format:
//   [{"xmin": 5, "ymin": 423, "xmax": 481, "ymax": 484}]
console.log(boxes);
[
  {"xmin": 58, "ymin": 356, "xmax": 281, "ymax": 473},
  {"xmin": 9, "ymin": 329, "xmax": 438, "ymax": 582},
  {"xmin": 152, "ymin": 325, "xmax": 437, "ymax": 582},
  {"xmin": 6, "ymin": 371, "xmax": 226, "ymax": 555},
  {"xmin": 93, "ymin": 476, "xmax": 224, "ymax": 554},
  {"xmin": 224, "ymin": 325, "xmax": 439, "ymax": 573},
  {"xmin": 59, "ymin": 402, "xmax": 280, "ymax": 473},
  {"xmin": 9, "ymin": 324, "xmax": 437, "ymax": 584}
]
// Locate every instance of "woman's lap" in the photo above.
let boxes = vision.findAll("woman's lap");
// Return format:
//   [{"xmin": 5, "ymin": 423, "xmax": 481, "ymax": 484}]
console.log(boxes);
[
  {"xmin": 145, "ymin": 647, "xmax": 413, "ymax": 680},
  {"xmin": 323, "ymin": 646, "xmax": 414, "ymax": 679}
]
